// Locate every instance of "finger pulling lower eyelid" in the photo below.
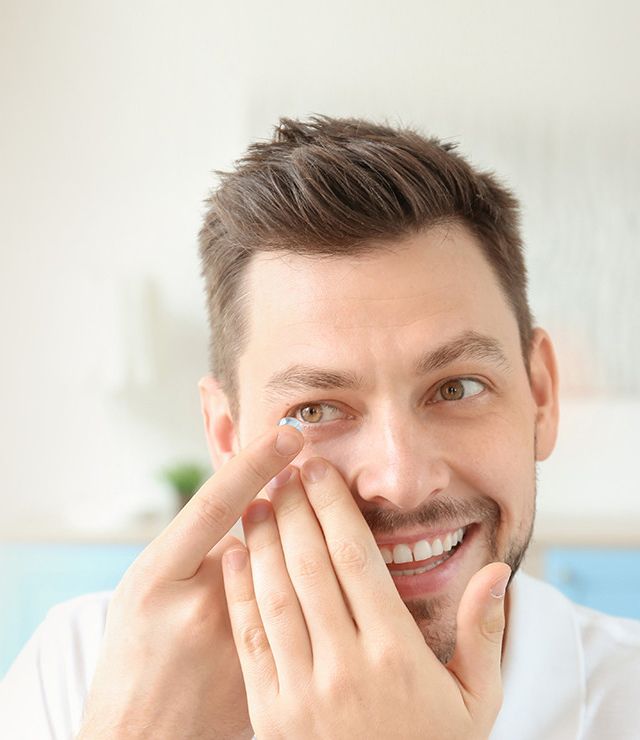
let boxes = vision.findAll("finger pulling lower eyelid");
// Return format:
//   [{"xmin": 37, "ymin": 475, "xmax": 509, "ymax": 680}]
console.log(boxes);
[
  {"xmin": 245, "ymin": 499, "xmax": 272, "ymax": 523},
  {"xmin": 267, "ymin": 466, "xmax": 294, "ymax": 493}
]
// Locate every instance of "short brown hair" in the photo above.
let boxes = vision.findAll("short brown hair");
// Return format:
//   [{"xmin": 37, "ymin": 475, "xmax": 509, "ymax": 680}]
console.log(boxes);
[{"xmin": 198, "ymin": 115, "xmax": 534, "ymax": 421}]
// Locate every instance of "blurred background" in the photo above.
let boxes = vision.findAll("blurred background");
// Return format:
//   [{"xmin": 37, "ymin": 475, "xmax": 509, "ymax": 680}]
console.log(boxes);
[{"xmin": 1, "ymin": 0, "xmax": 639, "ymax": 677}]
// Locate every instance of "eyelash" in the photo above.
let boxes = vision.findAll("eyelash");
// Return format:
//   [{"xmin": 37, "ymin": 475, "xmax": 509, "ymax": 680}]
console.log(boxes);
[{"xmin": 286, "ymin": 377, "xmax": 488, "ymax": 426}]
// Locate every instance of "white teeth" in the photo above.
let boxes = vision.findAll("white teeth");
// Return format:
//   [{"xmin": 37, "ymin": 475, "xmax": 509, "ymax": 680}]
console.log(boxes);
[
  {"xmin": 379, "ymin": 526, "xmax": 468, "ymax": 564},
  {"xmin": 413, "ymin": 539, "xmax": 432, "ymax": 561},
  {"xmin": 392, "ymin": 543, "xmax": 413, "ymax": 564},
  {"xmin": 390, "ymin": 555, "xmax": 449, "ymax": 577}
]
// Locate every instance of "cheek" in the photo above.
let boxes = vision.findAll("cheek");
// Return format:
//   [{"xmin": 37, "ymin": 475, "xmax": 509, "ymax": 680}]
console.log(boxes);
[
  {"xmin": 461, "ymin": 411, "xmax": 536, "ymax": 538},
  {"xmin": 462, "ymin": 414, "xmax": 532, "ymax": 476}
]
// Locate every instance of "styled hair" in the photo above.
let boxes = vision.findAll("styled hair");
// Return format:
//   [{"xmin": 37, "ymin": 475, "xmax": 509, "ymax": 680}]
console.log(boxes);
[{"xmin": 198, "ymin": 115, "xmax": 534, "ymax": 421}]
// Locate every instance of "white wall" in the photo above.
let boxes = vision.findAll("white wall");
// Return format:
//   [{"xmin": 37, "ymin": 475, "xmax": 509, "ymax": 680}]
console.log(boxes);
[{"xmin": 1, "ymin": 0, "xmax": 639, "ymax": 536}]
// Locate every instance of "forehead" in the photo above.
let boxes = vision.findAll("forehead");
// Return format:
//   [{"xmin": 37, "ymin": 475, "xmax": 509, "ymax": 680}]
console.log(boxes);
[{"xmin": 238, "ymin": 224, "xmax": 519, "ymax": 389}]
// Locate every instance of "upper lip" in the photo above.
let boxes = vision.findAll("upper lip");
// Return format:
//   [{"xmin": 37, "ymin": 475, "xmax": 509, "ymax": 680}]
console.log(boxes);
[{"xmin": 373, "ymin": 523, "xmax": 472, "ymax": 548}]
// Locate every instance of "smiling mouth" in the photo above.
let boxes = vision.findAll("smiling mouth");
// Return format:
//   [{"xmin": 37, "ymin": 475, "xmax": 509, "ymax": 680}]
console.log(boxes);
[{"xmin": 378, "ymin": 525, "xmax": 472, "ymax": 577}]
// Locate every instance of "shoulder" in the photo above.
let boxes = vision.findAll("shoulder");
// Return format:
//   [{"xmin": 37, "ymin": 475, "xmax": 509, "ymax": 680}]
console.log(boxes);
[
  {"xmin": 43, "ymin": 589, "xmax": 114, "ymax": 632},
  {"xmin": 497, "ymin": 573, "xmax": 640, "ymax": 739},
  {"xmin": 17, "ymin": 589, "xmax": 114, "ymax": 687},
  {"xmin": 572, "ymin": 600, "xmax": 640, "ymax": 732},
  {"xmin": 0, "ymin": 591, "xmax": 115, "ymax": 739},
  {"xmin": 32, "ymin": 590, "xmax": 114, "ymax": 661},
  {"xmin": 571, "ymin": 596, "xmax": 640, "ymax": 687},
  {"xmin": 516, "ymin": 572, "xmax": 640, "ymax": 682}
]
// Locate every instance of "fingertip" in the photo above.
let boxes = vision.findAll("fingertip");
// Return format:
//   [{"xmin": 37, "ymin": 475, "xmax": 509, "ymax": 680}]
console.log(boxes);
[
  {"xmin": 274, "ymin": 423, "xmax": 304, "ymax": 456},
  {"xmin": 223, "ymin": 544, "xmax": 248, "ymax": 572},
  {"xmin": 489, "ymin": 565, "xmax": 512, "ymax": 599}
]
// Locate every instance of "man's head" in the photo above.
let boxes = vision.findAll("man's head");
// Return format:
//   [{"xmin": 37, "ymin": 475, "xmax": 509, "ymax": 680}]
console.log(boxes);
[{"xmin": 197, "ymin": 115, "xmax": 559, "ymax": 662}]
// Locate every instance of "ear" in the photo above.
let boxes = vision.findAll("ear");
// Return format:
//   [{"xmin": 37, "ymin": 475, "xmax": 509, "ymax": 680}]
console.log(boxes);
[
  {"xmin": 198, "ymin": 375, "xmax": 239, "ymax": 471},
  {"xmin": 528, "ymin": 327, "xmax": 560, "ymax": 462}
]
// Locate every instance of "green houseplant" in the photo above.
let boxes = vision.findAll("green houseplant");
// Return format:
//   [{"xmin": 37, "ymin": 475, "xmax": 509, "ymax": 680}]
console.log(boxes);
[{"xmin": 159, "ymin": 461, "xmax": 209, "ymax": 512}]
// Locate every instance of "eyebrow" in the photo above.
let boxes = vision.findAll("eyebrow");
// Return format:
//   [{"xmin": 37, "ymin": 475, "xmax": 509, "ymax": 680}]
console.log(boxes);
[{"xmin": 263, "ymin": 330, "xmax": 511, "ymax": 404}]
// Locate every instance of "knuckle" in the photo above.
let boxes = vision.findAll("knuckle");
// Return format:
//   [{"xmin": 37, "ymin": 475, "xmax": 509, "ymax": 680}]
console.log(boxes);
[
  {"xmin": 369, "ymin": 643, "xmax": 414, "ymax": 688},
  {"xmin": 246, "ymin": 534, "xmax": 274, "ymax": 554},
  {"xmin": 329, "ymin": 539, "xmax": 369, "ymax": 574},
  {"xmin": 230, "ymin": 584, "xmax": 257, "ymax": 605},
  {"xmin": 240, "ymin": 625, "xmax": 270, "ymax": 656},
  {"xmin": 481, "ymin": 612, "xmax": 506, "ymax": 642},
  {"xmin": 261, "ymin": 590, "xmax": 291, "ymax": 621},
  {"xmin": 320, "ymin": 668, "xmax": 355, "ymax": 702},
  {"xmin": 175, "ymin": 598, "xmax": 213, "ymax": 644},
  {"xmin": 242, "ymin": 454, "xmax": 273, "ymax": 489},
  {"xmin": 273, "ymin": 494, "xmax": 303, "ymax": 519},
  {"xmin": 194, "ymin": 493, "xmax": 234, "ymax": 532},
  {"xmin": 293, "ymin": 550, "xmax": 326, "ymax": 584},
  {"xmin": 370, "ymin": 643, "xmax": 400, "ymax": 671},
  {"xmin": 114, "ymin": 564, "xmax": 161, "ymax": 614},
  {"xmin": 309, "ymin": 486, "xmax": 340, "ymax": 514}
]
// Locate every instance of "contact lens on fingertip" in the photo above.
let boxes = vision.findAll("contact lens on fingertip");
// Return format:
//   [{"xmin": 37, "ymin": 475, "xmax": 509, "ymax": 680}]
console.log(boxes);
[{"xmin": 277, "ymin": 416, "xmax": 303, "ymax": 433}]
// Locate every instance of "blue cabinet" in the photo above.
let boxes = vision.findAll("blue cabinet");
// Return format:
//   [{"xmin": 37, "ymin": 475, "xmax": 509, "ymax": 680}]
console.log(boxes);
[
  {"xmin": 545, "ymin": 547, "xmax": 640, "ymax": 620},
  {"xmin": 0, "ymin": 542, "xmax": 146, "ymax": 679}
]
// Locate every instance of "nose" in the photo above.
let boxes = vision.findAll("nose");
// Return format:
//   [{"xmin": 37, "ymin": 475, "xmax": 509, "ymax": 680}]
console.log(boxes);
[{"xmin": 352, "ymin": 410, "xmax": 451, "ymax": 511}]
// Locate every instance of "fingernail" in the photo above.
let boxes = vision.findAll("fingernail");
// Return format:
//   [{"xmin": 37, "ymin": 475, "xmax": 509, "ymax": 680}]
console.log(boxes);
[
  {"xmin": 267, "ymin": 467, "xmax": 293, "ymax": 496},
  {"xmin": 490, "ymin": 573, "xmax": 510, "ymax": 599},
  {"xmin": 245, "ymin": 500, "xmax": 271, "ymax": 523},
  {"xmin": 275, "ymin": 425, "xmax": 303, "ymax": 456},
  {"xmin": 224, "ymin": 548, "xmax": 248, "ymax": 571},
  {"xmin": 301, "ymin": 458, "xmax": 328, "ymax": 483}
]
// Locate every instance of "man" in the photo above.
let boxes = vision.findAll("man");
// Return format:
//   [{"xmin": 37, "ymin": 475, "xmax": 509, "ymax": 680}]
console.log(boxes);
[{"xmin": 2, "ymin": 115, "xmax": 639, "ymax": 739}]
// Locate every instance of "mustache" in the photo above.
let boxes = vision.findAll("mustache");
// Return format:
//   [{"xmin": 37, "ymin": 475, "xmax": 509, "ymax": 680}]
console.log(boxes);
[{"xmin": 360, "ymin": 495, "xmax": 501, "ymax": 535}]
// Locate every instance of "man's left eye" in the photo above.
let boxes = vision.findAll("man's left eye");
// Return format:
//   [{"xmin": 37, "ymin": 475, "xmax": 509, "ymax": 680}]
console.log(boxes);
[
  {"xmin": 432, "ymin": 378, "xmax": 486, "ymax": 403},
  {"xmin": 289, "ymin": 402, "xmax": 347, "ymax": 425}
]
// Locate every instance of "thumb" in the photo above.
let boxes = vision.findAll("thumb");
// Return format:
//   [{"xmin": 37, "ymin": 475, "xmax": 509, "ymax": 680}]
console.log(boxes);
[{"xmin": 447, "ymin": 562, "xmax": 511, "ymax": 716}]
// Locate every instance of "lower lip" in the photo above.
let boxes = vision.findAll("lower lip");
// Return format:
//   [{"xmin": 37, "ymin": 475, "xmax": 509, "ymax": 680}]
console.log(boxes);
[{"xmin": 386, "ymin": 525, "xmax": 477, "ymax": 599}]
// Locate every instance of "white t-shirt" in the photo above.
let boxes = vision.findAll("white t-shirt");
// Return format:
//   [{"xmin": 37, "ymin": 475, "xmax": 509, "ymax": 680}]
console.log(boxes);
[{"xmin": 2, "ymin": 572, "xmax": 640, "ymax": 739}]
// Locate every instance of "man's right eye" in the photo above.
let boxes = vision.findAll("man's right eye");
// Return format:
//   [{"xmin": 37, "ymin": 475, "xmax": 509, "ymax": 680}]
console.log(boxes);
[{"xmin": 288, "ymin": 402, "xmax": 351, "ymax": 426}]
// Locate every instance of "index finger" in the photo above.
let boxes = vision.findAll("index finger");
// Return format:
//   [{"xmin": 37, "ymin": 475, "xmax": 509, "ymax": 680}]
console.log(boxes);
[
  {"xmin": 299, "ymin": 457, "xmax": 415, "ymax": 633},
  {"xmin": 144, "ymin": 422, "xmax": 304, "ymax": 580}
]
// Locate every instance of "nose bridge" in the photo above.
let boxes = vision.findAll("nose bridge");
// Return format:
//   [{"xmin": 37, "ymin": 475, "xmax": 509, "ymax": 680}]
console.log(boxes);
[{"xmin": 354, "ymin": 403, "xmax": 449, "ymax": 509}]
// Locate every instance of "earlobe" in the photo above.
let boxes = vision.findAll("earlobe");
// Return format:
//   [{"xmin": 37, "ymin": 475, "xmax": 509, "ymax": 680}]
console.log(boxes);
[
  {"xmin": 528, "ymin": 328, "xmax": 560, "ymax": 462},
  {"xmin": 198, "ymin": 376, "xmax": 238, "ymax": 470}
]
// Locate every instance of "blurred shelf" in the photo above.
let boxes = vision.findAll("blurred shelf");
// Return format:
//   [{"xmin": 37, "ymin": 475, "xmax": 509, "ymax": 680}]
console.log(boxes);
[
  {"xmin": 0, "ymin": 523, "xmax": 169, "ymax": 544},
  {"xmin": 0, "ymin": 515, "xmax": 246, "ymax": 545},
  {"xmin": 532, "ymin": 515, "xmax": 640, "ymax": 547}
]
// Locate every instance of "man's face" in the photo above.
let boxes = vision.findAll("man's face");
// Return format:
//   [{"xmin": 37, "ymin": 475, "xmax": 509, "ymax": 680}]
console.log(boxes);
[{"xmin": 229, "ymin": 223, "xmax": 553, "ymax": 662}]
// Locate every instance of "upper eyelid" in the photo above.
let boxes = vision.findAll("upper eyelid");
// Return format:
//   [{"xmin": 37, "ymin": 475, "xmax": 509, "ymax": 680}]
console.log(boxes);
[{"xmin": 286, "ymin": 377, "xmax": 488, "ymax": 421}]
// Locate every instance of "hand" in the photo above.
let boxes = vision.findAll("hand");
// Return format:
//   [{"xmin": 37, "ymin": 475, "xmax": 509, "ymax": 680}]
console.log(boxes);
[
  {"xmin": 77, "ymin": 424, "xmax": 304, "ymax": 740},
  {"xmin": 221, "ymin": 458, "xmax": 511, "ymax": 740}
]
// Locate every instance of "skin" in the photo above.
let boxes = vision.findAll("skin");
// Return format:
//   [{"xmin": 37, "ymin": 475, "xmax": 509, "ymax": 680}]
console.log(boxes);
[
  {"xmin": 77, "ymin": 426, "xmax": 305, "ymax": 739},
  {"xmin": 78, "ymin": 222, "xmax": 559, "ymax": 738},
  {"xmin": 202, "ymin": 223, "xmax": 559, "ymax": 661}
]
